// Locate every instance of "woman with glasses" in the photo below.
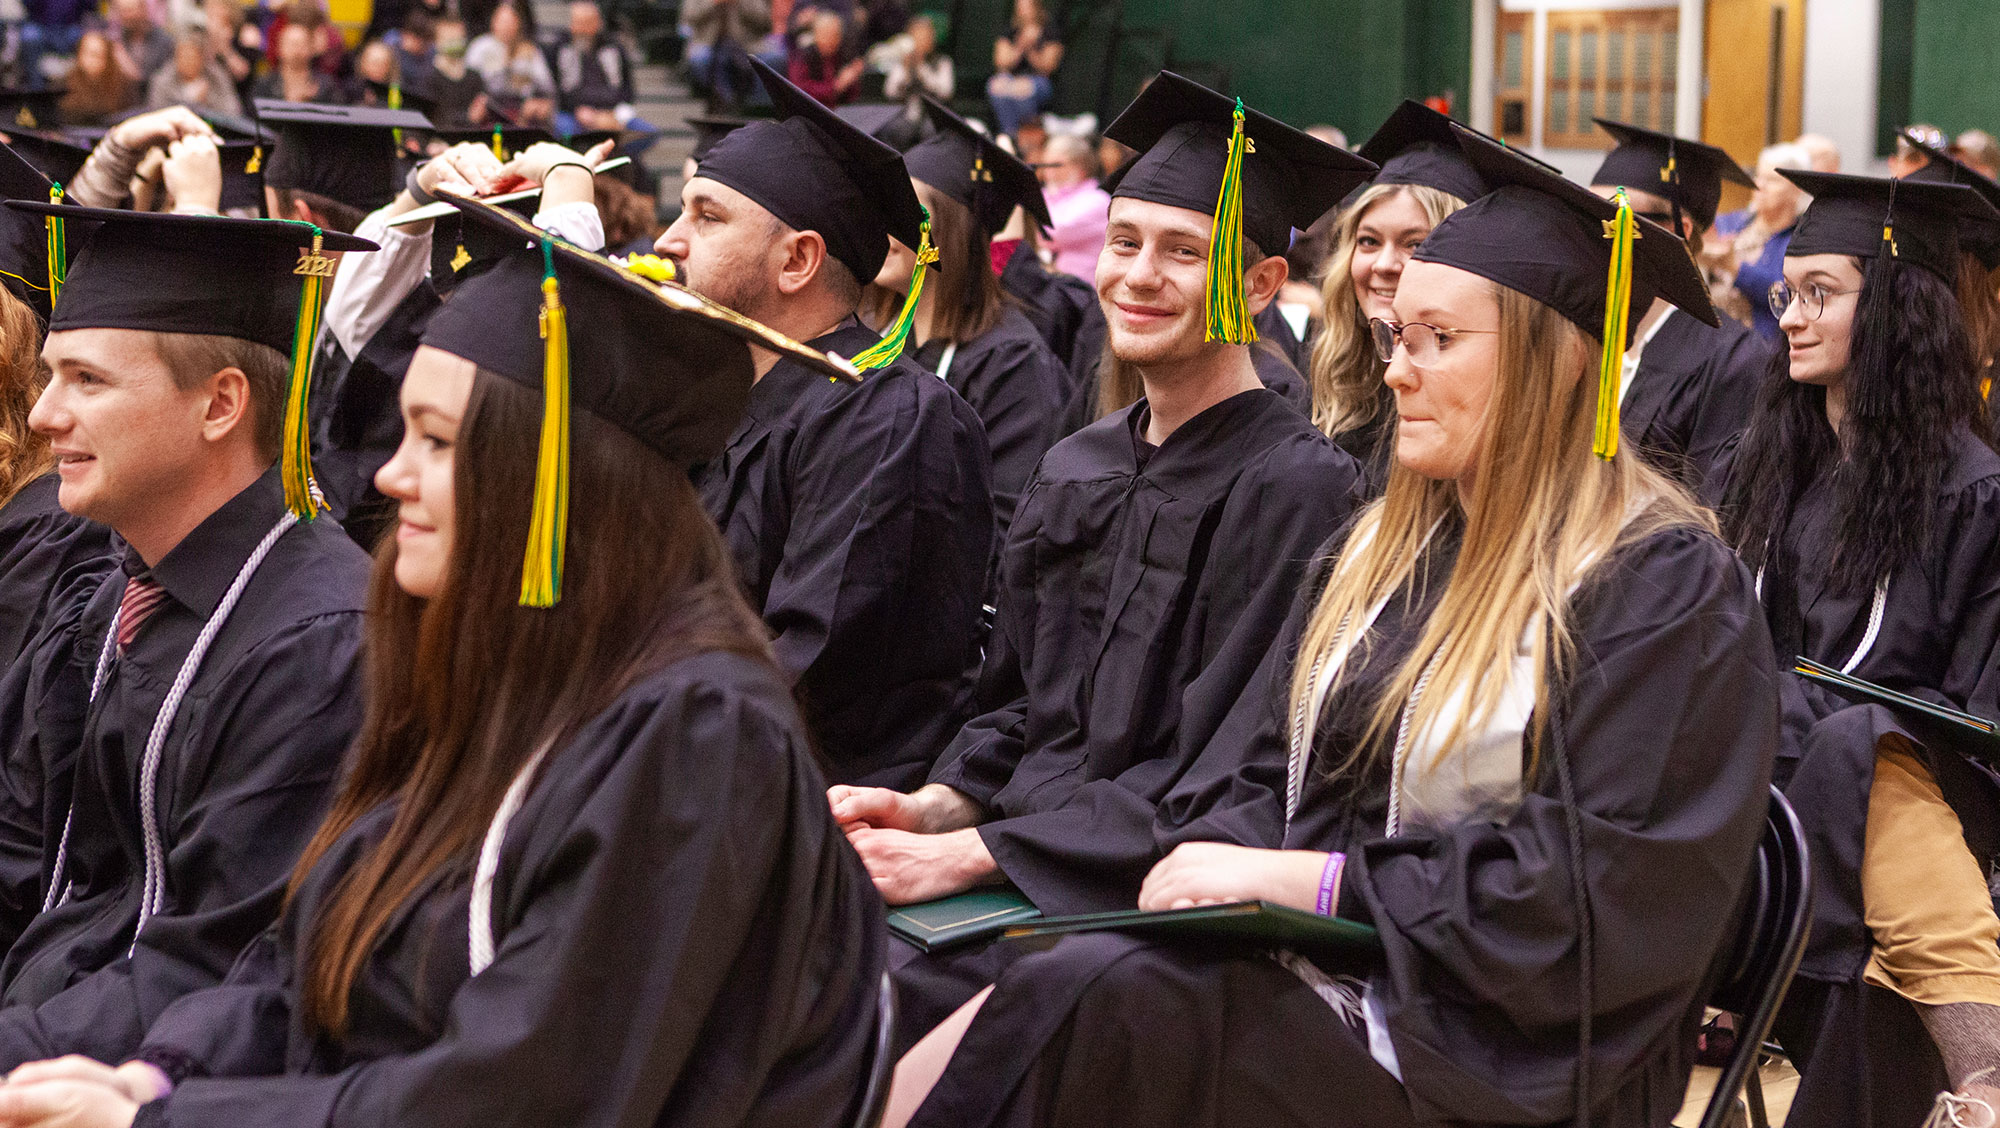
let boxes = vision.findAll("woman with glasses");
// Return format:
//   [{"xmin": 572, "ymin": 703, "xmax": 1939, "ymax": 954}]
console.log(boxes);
[
  {"xmin": 878, "ymin": 128, "xmax": 1775, "ymax": 1128},
  {"xmin": 1719, "ymin": 171, "xmax": 2000, "ymax": 1127}
]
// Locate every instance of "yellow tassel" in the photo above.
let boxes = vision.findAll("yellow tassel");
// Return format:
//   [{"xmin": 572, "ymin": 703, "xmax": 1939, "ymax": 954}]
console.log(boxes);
[
  {"xmin": 44, "ymin": 183, "xmax": 63, "ymax": 305},
  {"xmin": 246, "ymin": 145, "xmax": 262, "ymax": 174},
  {"xmin": 519, "ymin": 240, "xmax": 571, "ymax": 607},
  {"xmin": 281, "ymin": 229, "xmax": 333, "ymax": 519},
  {"xmin": 491, "ymin": 125, "xmax": 506, "ymax": 162},
  {"xmin": 1203, "ymin": 98, "xmax": 1256, "ymax": 345},
  {"xmin": 851, "ymin": 206, "xmax": 938, "ymax": 369},
  {"xmin": 1594, "ymin": 188, "xmax": 1636, "ymax": 461}
]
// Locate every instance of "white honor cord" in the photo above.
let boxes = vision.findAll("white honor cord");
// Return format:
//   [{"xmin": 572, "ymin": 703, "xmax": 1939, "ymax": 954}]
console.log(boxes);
[
  {"xmin": 43, "ymin": 515, "xmax": 298, "ymax": 947},
  {"xmin": 934, "ymin": 341, "xmax": 958, "ymax": 384},
  {"xmin": 469, "ymin": 741, "xmax": 552, "ymax": 976},
  {"xmin": 1752, "ymin": 567, "xmax": 1890, "ymax": 675}
]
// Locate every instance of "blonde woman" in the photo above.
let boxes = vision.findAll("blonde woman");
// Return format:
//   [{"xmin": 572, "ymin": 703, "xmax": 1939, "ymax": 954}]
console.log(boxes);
[
  {"xmin": 882, "ymin": 125, "xmax": 1776, "ymax": 1128},
  {"xmin": 1309, "ymin": 101, "xmax": 1480, "ymax": 489}
]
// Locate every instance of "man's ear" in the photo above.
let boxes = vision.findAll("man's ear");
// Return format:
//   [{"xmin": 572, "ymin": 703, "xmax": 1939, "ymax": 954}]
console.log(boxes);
[
  {"xmin": 1242, "ymin": 252, "xmax": 1290, "ymax": 317},
  {"xmin": 199, "ymin": 365, "xmax": 254, "ymax": 448},
  {"xmin": 774, "ymin": 228, "xmax": 831, "ymax": 297}
]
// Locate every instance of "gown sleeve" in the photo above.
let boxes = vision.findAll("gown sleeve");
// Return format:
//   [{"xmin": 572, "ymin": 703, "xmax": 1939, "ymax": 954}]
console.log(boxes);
[
  {"xmin": 137, "ymin": 661, "xmax": 882, "ymax": 1128},
  {"xmin": 0, "ymin": 612, "xmax": 365, "ymax": 1072},
  {"xmin": 1344, "ymin": 528, "xmax": 1779, "ymax": 1124},
  {"xmin": 1683, "ymin": 326, "xmax": 1774, "ymax": 491}
]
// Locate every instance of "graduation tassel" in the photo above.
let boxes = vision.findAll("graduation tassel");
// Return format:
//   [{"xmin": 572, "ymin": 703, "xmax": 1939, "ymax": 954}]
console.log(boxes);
[
  {"xmin": 519, "ymin": 237, "xmax": 571, "ymax": 607},
  {"xmin": 1203, "ymin": 98, "xmax": 1257, "ymax": 345},
  {"xmin": 44, "ymin": 182, "xmax": 64, "ymax": 305},
  {"xmin": 491, "ymin": 125, "xmax": 506, "ymax": 162},
  {"xmin": 852, "ymin": 205, "xmax": 937, "ymax": 370},
  {"xmin": 282, "ymin": 226, "xmax": 336, "ymax": 519},
  {"xmin": 1593, "ymin": 188, "xmax": 1637, "ymax": 462}
]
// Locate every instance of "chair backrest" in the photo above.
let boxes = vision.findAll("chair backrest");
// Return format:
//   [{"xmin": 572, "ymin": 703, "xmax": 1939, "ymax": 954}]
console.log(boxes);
[
  {"xmin": 851, "ymin": 970, "xmax": 898, "ymax": 1128},
  {"xmin": 1699, "ymin": 786, "xmax": 1813, "ymax": 1128}
]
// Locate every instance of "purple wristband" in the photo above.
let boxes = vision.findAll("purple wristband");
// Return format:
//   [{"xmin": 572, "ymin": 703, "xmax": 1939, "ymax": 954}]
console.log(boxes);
[{"xmin": 1315, "ymin": 851, "xmax": 1346, "ymax": 916}]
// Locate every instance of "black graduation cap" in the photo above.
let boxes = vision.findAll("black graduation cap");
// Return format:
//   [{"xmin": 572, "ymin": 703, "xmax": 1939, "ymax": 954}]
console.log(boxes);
[
  {"xmin": 6, "ymin": 202, "xmax": 379, "ymax": 515},
  {"xmin": 256, "ymin": 100, "xmax": 434, "ymax": 212},
  {"xmin": 686, "ymin": 114, "xmax": 750, "ymax": 164},
  {"xmin": 903, "ymin": 95, "xmax": 1050, "ymax": 237},
  {"xmin": 1900, "ymin": 129, "xmax": 2000, "ymax": 269},
  {"xmin": 1102, "ymin": 71, "xmax": 1377, "ymax": 256},
  {"xmin": 1415, "ymin": 124, "xmax": 1716, "ymax": 460},
  {"xmin": 0, "ymin": 87, "xmax": 63, "ymax": 133},
  {"xmin": 426, "ymin": 190, "xmax": 539, "ymax": 294},
  {"xmin": 696, "ymin": 56, "xmax": 925, "ymax": 285},
  {"xmin": 1779, "ymin": 169, "xmax": 2000, "ymax": 282},
  {"xmin": 213, "ymin": 140, "xmax": 266, "ymax": 213},
  {"xmin": 1356, "ymin": 99, "xmax": 1490, "ymax": 204},
  {"xmin": 0, "ymin": 143, "xmax": 69, "ymax": 320},
  {"xmin": 833, "ymin": 103, "xmax": 907, "ymax": 142},
  {"xmin": 1589, "ymin": 118, "xmax": 1753, "ymax": 231},
  {"xmin": 419, "ymin": 194, "xmax": 856, "ymax": 604},
  {"xmin": 0, "ymin": 127, "xmax": 89, "ymax": 187}
]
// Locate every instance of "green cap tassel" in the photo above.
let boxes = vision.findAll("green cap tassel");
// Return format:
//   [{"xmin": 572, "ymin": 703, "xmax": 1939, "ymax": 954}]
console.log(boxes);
[
  {"xmin": 44, "ymin": 182, "xmax": 64, "ymax": 305},
  {"xmin": 1593, "ymin": 188, "xmax": 1637, "ymax": 461},
  {"xmin": 851, "ymin": 206, "xmax": 937, "ymax": 370},
  {"xmin": 1204, "ymin": 98, "xmax": 1257, "ymax": 345},
  {"xmin": 491, "ymin": 125, "xmax": 507, "ymax": 162},
  {"xmin": 281, "ymin": 225, "xmax": 336, "ymax": 519},
  {"xmin": 519, "ymin": 237, "xmax": 571, "ymax": 607}
]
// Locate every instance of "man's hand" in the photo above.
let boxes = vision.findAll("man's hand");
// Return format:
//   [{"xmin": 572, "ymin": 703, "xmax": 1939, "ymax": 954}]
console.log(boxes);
[
  {"xmin": 420, "ymin": 140, "xmax": 506, "ymax": 198},
  {"xmin": 490, "ymin": 139, "xmax": 614, "ymax": 193},
  {"xmin": 160, "ymin": 133, "xmax": 222, "ymax": 213},
  {"xmin": 1138, "ymin": 843, "xmax": 1331, "ymax": 913},
  {"xmin": 828, "ymin": 782, "xmax": 982, "ymax": 834},
  {"xmin": 0, "ymin": 1056, "xmax": 148, "ymax": 1128},
  {"xmin": 108, "ymin": 106, "xmax": 215, "ymax": 154},
  {"xmin": 846, "ymin": 826, "xmax": 997, "ymax": 905}
]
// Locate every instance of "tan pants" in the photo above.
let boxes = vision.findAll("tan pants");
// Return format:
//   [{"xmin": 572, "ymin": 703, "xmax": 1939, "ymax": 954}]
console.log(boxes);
[{"xmin": 1861, "ymin": 737, "xmax": 2000, "ymax": 1005}]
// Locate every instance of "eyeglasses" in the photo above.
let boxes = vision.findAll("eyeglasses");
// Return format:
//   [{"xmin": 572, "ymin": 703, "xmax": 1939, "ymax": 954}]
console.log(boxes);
[
  {"xmin": 1768, "ymin": 279, "xmax": 1861, "ymax": 322},
  {"xmin": 1369, "ymin": 317, "xmax": 1499, "ymax": 366}
]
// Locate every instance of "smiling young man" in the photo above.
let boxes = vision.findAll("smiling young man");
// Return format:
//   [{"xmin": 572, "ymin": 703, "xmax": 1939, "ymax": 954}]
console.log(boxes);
[
  {"xmin": 653, "ymin": 58, "xmax": 993, "ymax": 790},
  {"xmin": 1588, "ymin": 119, "xmax": 1776, "ymax": 493},
  {"xmin": 0, "ymin": 208, "xmax": 375, "ymax": 1073},
  {"xmin": 825, "ymin": 72, "xmax": 1375, "ymax": 1044}
]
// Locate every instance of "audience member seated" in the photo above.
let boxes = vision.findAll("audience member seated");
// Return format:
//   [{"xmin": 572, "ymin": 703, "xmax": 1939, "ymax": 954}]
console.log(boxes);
[
  {"xmin": 1038, "ymin": 133, "xmax": 1107, "ymax": 282},
  {"xmin": 785, "ymin": 10, "xmax": 862, "ymax": 108},
  {"xmin": 550, "ymin": 0, "xmax": 655, "ymax": 138},
  {"xmin": 421, "ymin": 14, "xmax": 490, "ymax": 128},
  {"xmin": 881, "ymin": 12, "xmax": 950, "ymax": 103},
  {"xmin": 58, "ymin": 30, "xmax": 140, "ymax": 127},
  {"xmin": 466, "ymin": 0, "xmax": 556, "ymax": 126},
  {"xmin": 251, "ymin": 19, "xmax": 345, "ymax": 103},
  {"xmin": 260, "ymin": 0, "xmax": 347, "ymax": 80},
  {"xmin": 987, "ymin": 0, "xmax": 1060, "ymax": 137},
  {"xmin": 108, "ymin": 0, "xmax": 174, "ymax": 86},
  {"xmin": 146, "ymin": 29, "xmax": 243, "ymax": 116},
  {"xmin": 19, "ymin": 0, "xmax": 89, "ymax": 82},
  {"xmin": 679, "ymin": 0, "xmax": 785, "ymax": 109}
]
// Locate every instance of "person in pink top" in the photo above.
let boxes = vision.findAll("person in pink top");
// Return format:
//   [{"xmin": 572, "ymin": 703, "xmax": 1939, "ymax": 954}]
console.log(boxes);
[{"xmin": 1040, "ymin": 134, "xmax": 1110, "ymax": 282}]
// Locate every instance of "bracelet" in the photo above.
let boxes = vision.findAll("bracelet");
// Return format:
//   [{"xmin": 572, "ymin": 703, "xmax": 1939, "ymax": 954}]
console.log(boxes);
[
  {"xmin": 1315, "ymin": 851, "xmax": 1346, "ymax": 916},
  {"xmin": 543, "ymin": 160, "xmax": 596, "ymax": 181},
  {"xmin": 405, "ymin": 163, "xmax": 436, "ymax": 205}
]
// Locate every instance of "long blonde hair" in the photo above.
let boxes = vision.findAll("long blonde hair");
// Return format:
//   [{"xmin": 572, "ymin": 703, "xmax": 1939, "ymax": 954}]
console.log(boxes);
[
  {"xmin": 0, "ymin": 289, "xmax": 49, "ymax": 507},
  {"xmin": 1308, "ymin": 183, "xmax": 1465, "ymax": 437},
  {"xmin": 1288, "ymin": 283, "xmax": 1711, "ymax": 786}
]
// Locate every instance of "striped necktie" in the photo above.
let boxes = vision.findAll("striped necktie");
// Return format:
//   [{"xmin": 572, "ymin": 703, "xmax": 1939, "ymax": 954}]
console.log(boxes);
[{"xmin": 116, "ymin": 576, "xmax": 169, "ymax": 656}]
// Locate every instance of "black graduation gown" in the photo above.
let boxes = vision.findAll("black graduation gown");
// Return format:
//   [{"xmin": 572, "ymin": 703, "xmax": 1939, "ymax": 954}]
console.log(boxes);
[
  {"xmin": 693, "ymin": 321, "xmax": 994, "ymax": 789},
  {"xmin": 1052, "ymin": 340, "xmax": 1310, "ymax": 443},
  {"xmin": 0, "ymin": 474, "xmax": 115, "ymax": 670},
  {"xmin": 313, "ymin": 281, "xmax": 441, "ymax": 550},
  {"xmin": 929, "ymin": 388, "xmax": 1363, "ymax": 916},
  {"xmin": 124, "ymin": 651, "xmax": 886, "ymax": 1128},
  {"xmin": 1749, "ymin": 428, "xmax": 2000, "ymax": 1125},
  {"xmin": 999, "ymin": 242, "xmax": 1101, "ymax": 387},
  {"xmin": 909, "ymin": 520, "xmax": 1778, "ymax": 1128},
  {"xmin": 1331, "ymin": 387, "xmax": 1398, "ymax": 498},
  {"xmin": 911, "ymin": 308, "xmax": 1069, "ymax": 537},
  {"xmin": 1620, "ymin": 308, "xmax": 1774, "ymax": 492},
  {"xmin": 0, "ymin": 467, "xmax": 370, "ymax": 1071},
  {"xmin": 1254, "ymin": 302, "xmax": 1309, "ymax": 372}
]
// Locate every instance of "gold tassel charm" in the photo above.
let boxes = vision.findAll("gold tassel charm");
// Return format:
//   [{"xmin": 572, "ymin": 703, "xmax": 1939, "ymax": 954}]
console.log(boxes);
[
  {"xmin": 1594, "ymin": 188, "xmax": 1637, "ymax": 461},
  {"xmin": 520, "ymin": 238, "xmax": 571, "ymax": 607},
  {"xmin": 44, "ymin": 183, "xmax": 63, "ymax": 305},
  {"xmin": 281, "ymin": 228, "xmax": 331, "ymax": 518},
  {"xmin": 1204, "ymin": 99, "xmax": 1256, "ymax": 345},
  {"xmin": 852, "ymin": 206, "xmax": 938, "ymax": 370}
]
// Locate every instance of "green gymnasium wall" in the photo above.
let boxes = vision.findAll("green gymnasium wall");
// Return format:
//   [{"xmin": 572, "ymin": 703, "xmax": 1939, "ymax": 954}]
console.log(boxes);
[{"xmin": 1882, "ymin": 0, "xmax": 2000, "ymax": 154}]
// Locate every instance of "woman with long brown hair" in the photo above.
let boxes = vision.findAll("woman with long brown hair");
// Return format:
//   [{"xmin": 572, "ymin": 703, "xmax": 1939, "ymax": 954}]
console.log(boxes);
[
  {"xmin": 0, "ymin": 197, "xmax": 886, "ymax": 1128},
  {"xmin": 0, "ymin": 176, "xmax": 114, "ymax": 665},
  {"xmin": 864, "ymin": 99, "xmax": 1067, "ymax": 535},
  {"xmin": 881, "ymin": 124, "xmax": 1775, "ymax": 1128}
]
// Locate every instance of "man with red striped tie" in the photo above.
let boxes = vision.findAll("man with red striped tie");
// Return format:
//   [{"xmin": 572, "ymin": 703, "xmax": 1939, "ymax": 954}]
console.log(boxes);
[{"xmin": 0, "ymin": 207, "xmax": 376, "ymax": 1074}]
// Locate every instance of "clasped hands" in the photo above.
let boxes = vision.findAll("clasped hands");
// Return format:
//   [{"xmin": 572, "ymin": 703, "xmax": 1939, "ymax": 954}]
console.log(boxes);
[{"xmin": 0, "ymin": 1056, "xmax": 167, "ymax": 1128}]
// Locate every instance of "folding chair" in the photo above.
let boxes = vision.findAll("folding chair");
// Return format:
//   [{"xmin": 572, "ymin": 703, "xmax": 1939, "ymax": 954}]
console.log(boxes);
[{"xmin": 852, "ymin": 970, "xmax": 898, "ymax": 1128}]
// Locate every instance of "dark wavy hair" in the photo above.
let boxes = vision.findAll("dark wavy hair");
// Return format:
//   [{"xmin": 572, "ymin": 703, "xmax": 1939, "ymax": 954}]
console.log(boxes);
[{"xmin": 1725, "ymin": 253, "xmax": 1991, "ymax": 596}]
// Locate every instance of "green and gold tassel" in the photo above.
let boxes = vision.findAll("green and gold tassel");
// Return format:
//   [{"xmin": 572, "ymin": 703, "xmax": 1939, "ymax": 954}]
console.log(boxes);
[
  {"xmin": 388, "ymin": 79, "xmax": 404, "ymax": 150},
  {"xmin": 491, "ymin": 124, "xmax": 507, "ymax": 162},
  {"xmin": 851, "ymin": 205, "xmax": 937, "ymax": 369},
  {"xmin": 44, "ymin": 182, "xmax": 64, "ymax": 305},
  {"xmin": 282, "ymin": 226, "xmax": 337, "ymax": 519},
  {"xmin": 1593, "ymin": 188, "xmax": 1637, "ymax": 461},
  {"xmin": 519, "ymin": 237, "xmax": 571, "ymax": 607},
  {"xmin": 1203, "ymin": 98, "xmax": 1256, "ymax": 345}
]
